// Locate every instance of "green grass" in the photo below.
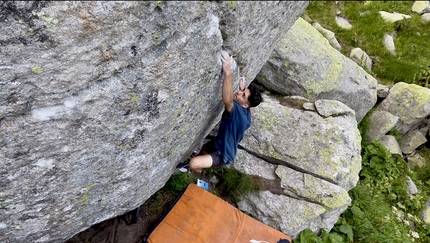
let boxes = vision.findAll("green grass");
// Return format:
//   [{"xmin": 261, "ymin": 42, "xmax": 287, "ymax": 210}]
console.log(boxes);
[
  {"xmin": 295, "ymin": 140, "xmax": 430, "ymax": 243},
  {"xmin": 164, "ymin": 172, "xmax": 197, "ymax": 193},
  {"xmin": 387, "ymin": 127, "xmax": 402, "ymax": 141},
  {"xmin": 205, "ymin": 167, "xmax": 262, "ymax": 204},
  {"xmin": 304, "ymin": 1, "xmax": 430, "ymax": 86}
]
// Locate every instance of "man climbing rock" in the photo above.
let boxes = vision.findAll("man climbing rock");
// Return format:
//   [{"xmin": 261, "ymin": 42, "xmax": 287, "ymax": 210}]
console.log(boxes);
[{"xmin": 177, "ymin": 50, "xmax": 263, "ymax": 173}]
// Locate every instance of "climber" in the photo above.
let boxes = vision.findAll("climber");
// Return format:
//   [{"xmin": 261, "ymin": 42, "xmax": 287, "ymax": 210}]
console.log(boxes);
[{"xmin": 177, "ymin": 50, "xmax": 263, "ymax": 173}]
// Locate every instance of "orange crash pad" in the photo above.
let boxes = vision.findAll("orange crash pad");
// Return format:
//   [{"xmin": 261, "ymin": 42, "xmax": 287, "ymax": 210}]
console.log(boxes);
[{"xmin": 144, "ymin": 183, "xmax": 291, "ymax": 243}]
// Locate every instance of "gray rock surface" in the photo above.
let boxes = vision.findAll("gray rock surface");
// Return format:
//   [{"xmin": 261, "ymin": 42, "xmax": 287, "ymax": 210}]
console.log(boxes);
[
  {"xmin": 412, "ymin": 1, "xmax": 430, "ymax": 14},
  {"xmin": 335, "ymin": 16, "xmax": 352, "ymax": 29},
  {"xmin": 364, "ymin": 110, "xmax": 399, "ymax": 144},
  {"xmin": 256, "ymin": 18, "xmax": 377, "ymax": 122},
  {"xmin": 379, "ymin": 135, "xmax": 402, "ymax": 156},
  {"xmin": 350, "ymin": 47, "xmax": 373, "ymax": 71},
  {"xmin": 312, "ymin": 22, "xmax": 342, "ymax": 51},
  {"xmin": 423, "ymin": 199, "xmax": 430, "ymax": 224},
  {"xmin": 379, "ymin": 11, "xmax": 411, "ymax": 23},
  {"xmin": 240, "ymin": 95, "xmax": 362, "ymax": 191},
  {"xmin": 384, "ymin": 33, "xmax": 397, "ymax": 56},
  {"xmin": 234, "ymin": 149, "xmax": 278, "ymax": 181},
  {"xmin": 235, "ymin": 94, "xmax": 361, "ymax": 237},
  {"xmin": 398, "ymin": 130, "xmax": 427, "ymax": 155},
  {"xmin": 0, "ymin": 1, "xmax": 309, "ymax": 242},
  {"xmin": 407, "ymin": 153, "xmax": 427, "ymax": 169},
  {"xmin": 422, "ymin": 13, "xmax": 430, "ymax": 23},
  {"xmin": 377, "ymin": 84, "xmax": 390, "ymax": 98},
  {"xmin": 406, "ymin": 176, "xmax": 419, "ymax": 195},
  {"xmin": 239, "ymin": 190, "xmax": 326, "ymax": 239},
  {"xmin": 377, "ymin": 82, "xmax": 430, "ymax": 134}
]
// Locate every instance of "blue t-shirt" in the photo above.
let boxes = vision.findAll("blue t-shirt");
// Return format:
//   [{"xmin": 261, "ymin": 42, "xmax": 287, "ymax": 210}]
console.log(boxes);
[{"xmin": 215, "ymin": 101, "xmax": 251, "ymax": 163}]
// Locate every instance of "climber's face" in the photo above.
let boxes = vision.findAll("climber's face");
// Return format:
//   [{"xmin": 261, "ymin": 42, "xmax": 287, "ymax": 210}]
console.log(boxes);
[{"xmin": 233, "ymin": 88, "xmax": 250, "ymax": 109}]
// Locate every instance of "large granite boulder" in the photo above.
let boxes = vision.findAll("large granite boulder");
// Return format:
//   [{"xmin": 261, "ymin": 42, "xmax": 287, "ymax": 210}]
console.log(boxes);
[
  {"xmin": 255, "ymin": 18, "xmax": 377, "ymax": 122},
  {"xmin": 0, "ymin": 1, "xmax": 309, "ymax": 242},
  {"xmin": 234, "ymin": 94, "xmax": 362, "ymax": 238}
]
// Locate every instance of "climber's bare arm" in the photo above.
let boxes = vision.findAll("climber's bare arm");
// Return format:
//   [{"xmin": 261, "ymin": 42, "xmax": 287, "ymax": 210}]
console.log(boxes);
[{"xmin": 221, "ymin": 50, "xmax": 234, "ymax": 112}]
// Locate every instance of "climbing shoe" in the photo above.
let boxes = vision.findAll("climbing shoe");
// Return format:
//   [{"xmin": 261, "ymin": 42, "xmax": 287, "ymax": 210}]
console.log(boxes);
[{"xmin": 176, "ymin": 162, "xmax": 190, "ymax": 173}]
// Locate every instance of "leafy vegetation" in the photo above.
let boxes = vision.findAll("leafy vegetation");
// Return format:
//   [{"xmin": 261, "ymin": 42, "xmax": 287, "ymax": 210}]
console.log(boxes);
[
  {"xmin": 205, "ymin": 167, "xmax": 262, "ymax": 204},
  {"xmin": 387, "ymin": 127, "xmax": 403, "ymax": 141},
  {"xmin": 295, "ymin": 140, "xmax": 430, "ymax": 243},
  {"xmin": 304, "ymin": 1, "xmax": 430, "ymax": 86}
]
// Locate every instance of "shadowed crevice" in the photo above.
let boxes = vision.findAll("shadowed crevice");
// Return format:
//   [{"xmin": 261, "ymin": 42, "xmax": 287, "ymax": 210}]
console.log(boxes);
[{"xmin": 238, "ymin": 145, "xmax": 339, "ymax": 187}]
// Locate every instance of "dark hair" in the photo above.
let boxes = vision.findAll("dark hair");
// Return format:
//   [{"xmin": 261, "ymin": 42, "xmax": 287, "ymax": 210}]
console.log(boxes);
[{"xmin": 248, "ymin": 85, "xmax": 263, "ymax": 107}]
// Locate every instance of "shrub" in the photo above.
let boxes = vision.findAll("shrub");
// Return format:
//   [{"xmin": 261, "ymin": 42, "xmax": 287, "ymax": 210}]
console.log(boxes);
[{"xmin": 205, "ymin": 167, "xmax": 261, "ymax": 204}]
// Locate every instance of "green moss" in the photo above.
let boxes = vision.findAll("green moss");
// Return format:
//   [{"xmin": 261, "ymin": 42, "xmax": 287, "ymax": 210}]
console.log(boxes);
[
  {"xmin": 260, "ymin": 74, "xmax": 267, "ymax": 82},
  {"xmin": 32, "ymin": 11, "xmax": 59, "ymax": 27},
  {"xmin": 130, "ymin": 94, "xmax": 139, "ymax": 102},
  {"xmin": 86, "ymin": 183, "xmax": 95, "ymax": 190},
  {"xmin": 79, "ymin": 194, "xmax": 89, "ymax": 205},
  {"xmin": 320, "ymin": 191, "xmax": 350, "ymax": 210},
  {"xmin": 153, "ymin": 33, "xmax": 159, "ymax": 39},
  {"xmin": 387, "ymin": 127, "xmax": 402, "ymax": 141},
  {"xmin": 170, "ymin": 107, "xmax": 183, "ymax": 126},
  {"xmin": 303, "ymin": 204, "xmax": 325, "ymax": 219},
  {"xmin": 31, "ymin": 66, "xmax": 44, "ymax": 74},
  {"xmin": 51, "ymin": 18, "xmax": 59, "ymax": 26},
  {"xmin": 227, "ymin": 1, "xmax": 237, "ymax": 9},
  {"xmin": 80, "ymin": 184, "xmax": 95, "ymax": 205},
  {"xmin": 265, "ymin": 144, "xmax": 282, "ymax": 160}
]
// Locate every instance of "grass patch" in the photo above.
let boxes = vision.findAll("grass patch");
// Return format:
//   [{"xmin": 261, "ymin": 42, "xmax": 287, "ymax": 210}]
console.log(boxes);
[
  {"xmin": 416, "ymin": 148, "xmax": 430, "ymax": 189},
  {"xmin": 164, "ymin": 172, "xmax": 197, "ymax": 193},
  {"xmin": 357, "ymin": 108, "xmax": 374, "ymax": 145},
  {"xmin": 387, "ymin": 127, "xmax": 402, "ymax": 141},
  {"xmin": 205, "ymin": 167, "xmax": 262, "ymax": 204},
  {"xmin": 303, "ymin": 1, "xmax": 430, "ymax": 86}
]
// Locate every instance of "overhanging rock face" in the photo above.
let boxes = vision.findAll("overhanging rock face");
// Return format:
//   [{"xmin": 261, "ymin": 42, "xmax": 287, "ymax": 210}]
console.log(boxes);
[{"xmin": 0, "ymin": 1, "xmax": 309, "ymax": 242}]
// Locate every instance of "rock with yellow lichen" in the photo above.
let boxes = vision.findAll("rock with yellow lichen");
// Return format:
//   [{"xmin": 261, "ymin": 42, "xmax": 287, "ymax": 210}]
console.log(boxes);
[
  {"xmin": 235, "ymin": 94, "xmax": 361, "ymax": 238},
  {"xmin": 376, "ymin": 82, "xmax": 430, "ymax": 134},
  {"xmin": 255, "ymin": 17, "xmax": 377, "ymax": 122}
]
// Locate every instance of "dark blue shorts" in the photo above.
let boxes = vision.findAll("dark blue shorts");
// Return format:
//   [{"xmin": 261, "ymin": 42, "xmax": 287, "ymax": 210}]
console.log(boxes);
[{"xmin": 202, "ymin": 140, "xmax": 229, "ymax": 167}]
